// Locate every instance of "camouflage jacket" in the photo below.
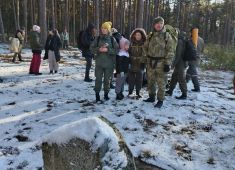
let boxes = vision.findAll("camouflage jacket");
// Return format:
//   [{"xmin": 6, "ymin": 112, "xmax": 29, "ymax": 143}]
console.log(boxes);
[
  {"xmin": 129, "ymin": 41, "xmax": 145, "ymax": 72},
  {"xmin": 143, "ymin": 27, "xmax": 174, "ymax": 66}
]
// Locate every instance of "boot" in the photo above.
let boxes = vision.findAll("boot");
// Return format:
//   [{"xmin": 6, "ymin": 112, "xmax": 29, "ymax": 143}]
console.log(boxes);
[
  {"xmin": 144, "ymin": 96, "xmax": 155, "ymax": 102},
  {"xmin": 128, "ymin": 91, "xmax": 132, "ymax": 96},
  {"xmin": 175, "ymin": 93, "xmax": 187, "ymax": 100},
  {"xmin": 110, "ymin": 82, "xmax": 115, "ymax": 89},
  {"xmin": 116, "ymin": 93, "xmax": 124, "ymax": 100},
  {"xmin": 96, "ymin": 93, "xmax": 100, "ymax": 102},
  {"xmin": 12, "ymin": 54, "xmax": 17, "ymax": 62},
  {"xmin": 154, "ymin": 100, "xmax": 163, "ymax": 108},
  {"xmin": 191, "ymin": 88, "xmax": 200, "ymax": 92},
  {"xmin": 136, "ymin": 90, "xmax": 142, "ymax": 98},
  {"xmin": 104, "ymin": 93, "xmax": 110, "ymax": 100},
  {"xmin": 18, "ymin": 54, "xmax": 23, "ymax": 61},
  {"xmin": 54, "ymin": 70, "xmax": 58, "ymax": 74},
  {"xmin": 49, "ymin": 70, "xmax": 53, "ymax": 74},
  {"xmin": 84, "ymin": 71, "xmax": 92, "ymax": 82},
  {"xmin": 165, "ymin": 90, "xmax": 173, "ymax": 96}
]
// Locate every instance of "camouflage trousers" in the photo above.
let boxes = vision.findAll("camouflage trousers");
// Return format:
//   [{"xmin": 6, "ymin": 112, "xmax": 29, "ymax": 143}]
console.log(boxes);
[
  {"xmin": 169, "ymin": 68, "xmax": 187, "ymax": 95},
  {"xmin": 94, "ymin": 66, "xmax": 113, "ymax": 94},
  {"xmin": 147, "ymin": 61, "xmax": 167, "ymax": 101}
]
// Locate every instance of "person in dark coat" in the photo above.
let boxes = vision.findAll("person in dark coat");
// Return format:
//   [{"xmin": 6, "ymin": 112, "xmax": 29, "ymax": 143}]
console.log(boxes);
[
  {"xmin": 166, "ymin": 31, "xmax": 188, "ymax": 99},
  {"xmin": 128, "ymin": 28, "xmax": 147, "ymax": 98},
  {"xmin": 29, "ymin": 25, "xmax": 42, "ymax": 75},
  {"xmin": 81, "ymin": 23, "xmax": 97, "ymax": 82},
  {"xmin": 186, "ymin": 28, "xmax": 205, "ymax": 92},
  {"xmin": 44, "ymin": 29, "xmax": 62, "ymax": 74}
]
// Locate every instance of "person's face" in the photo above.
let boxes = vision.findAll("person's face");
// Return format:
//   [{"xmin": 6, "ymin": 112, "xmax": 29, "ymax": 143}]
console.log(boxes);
[
  {"xmin": 101, "ymin": 28, "xmax": 109, "ymax": 35},
  {"xmin": 154, "ymin": 22, "xmax": 164, "ymax": 31},
  {"xmin": 92, "ymin": 28, "xmax": 97, "ymax": 36},
  {"xmin": 134, "ymin": 32, "xmax": 142, "ymax": 41},
  {"xmin": 49, "ymin": 31, "xmax": 53, "ymax": 35}
]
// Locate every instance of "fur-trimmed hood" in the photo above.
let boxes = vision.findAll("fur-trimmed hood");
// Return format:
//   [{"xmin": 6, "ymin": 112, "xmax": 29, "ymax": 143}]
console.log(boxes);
[{"xmin": 130, "ymin": 28, "xmax": 147, "ymax": 43}]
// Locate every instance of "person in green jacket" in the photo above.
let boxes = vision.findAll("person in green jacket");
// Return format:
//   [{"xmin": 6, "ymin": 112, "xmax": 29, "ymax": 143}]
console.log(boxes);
[{"xmin": 90, "ymin": 21, "xmax": 119, "ymax": 102}]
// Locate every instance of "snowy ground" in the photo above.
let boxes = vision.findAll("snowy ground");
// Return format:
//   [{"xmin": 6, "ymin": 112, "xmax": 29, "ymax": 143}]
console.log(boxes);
[{"xmin": 0, "ymin": 43, "xmax": 234, "ymax": 170}]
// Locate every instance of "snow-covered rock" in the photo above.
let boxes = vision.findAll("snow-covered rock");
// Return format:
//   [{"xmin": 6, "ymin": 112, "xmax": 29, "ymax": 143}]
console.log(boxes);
[{"xmin": 41, "ymin": 117, "xmax": 136, "ymax": 170}]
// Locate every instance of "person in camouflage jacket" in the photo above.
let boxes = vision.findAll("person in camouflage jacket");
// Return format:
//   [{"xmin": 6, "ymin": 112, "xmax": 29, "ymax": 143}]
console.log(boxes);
[
  {"xmin": 128, "ymin": 28, "xmax": 147, "ymax": 98},
  {"xmin": 143, "ymin": 16, "xmax": 175, "ymax": 108}
]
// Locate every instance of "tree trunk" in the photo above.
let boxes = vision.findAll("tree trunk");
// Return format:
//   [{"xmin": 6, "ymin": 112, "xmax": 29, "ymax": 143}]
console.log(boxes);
[
  {"xmin": 39, "ymin": 0, "xmax": 47, "ymax": 44},
  {"xmin": 73, "ymin": 0, "xmax": 75, "ymax": 46},
  {"xmin": 0, "ymin": 7, "xmax": 6, "ymax": 42},
  {"xmin": 95, "ymin": 0, "xmax": 100, "ymax": 34},
  {"xmin": 51, "ymin": 0, "xmax": 55, "ymax": 29},
  {"xmin": 154, "ymin": 0, "xmax": 159, "ymax": 17},
  {"xmin": 13, "ymin": 0, "xmax": 18, "ymax": 30},
  {"xmin": 65, "ymin": 0, "xmax": 69, "ymax": 31},
  {"xmin": 30, "ymin": 0, "xmax": 34, "ymax": 26},
  {"xmin": 136, "ymin": 0, "xmax": 144, "ymax": 28},
  {"xmin": 16, "ymin": 0, "xmax": 20, "ymax": 29},
  {"xmin": 23, "ymin": 0, "xmax": 27, "ymax": 43},
  {"xmin": 78, "ymin": 0, "xmax": 81, "ymax": 31}
]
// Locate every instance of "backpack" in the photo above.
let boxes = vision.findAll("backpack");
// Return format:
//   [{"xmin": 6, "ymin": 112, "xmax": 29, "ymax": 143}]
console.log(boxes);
[
  {"xmin": 76, "ymin": 30, "xmax": 85, "ymax": 50},
  {"xmin": 148, "ymin": 24, "xmax": 178, "ymax": 53},
  {"xmin": 183, "ymin": 39, "xmax": 197, "ymax": 61},
  {"xmin": 165, "ymin": 25, "xmax": 178, "ymax": 52}
]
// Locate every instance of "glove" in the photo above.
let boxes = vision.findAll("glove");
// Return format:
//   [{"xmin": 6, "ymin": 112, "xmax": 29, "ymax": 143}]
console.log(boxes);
[
  {"xmin": 120, "ymin": 72, "xmax": 125, "ymax": 78},
  {"xmin": 163, "ymin": 65, "xmax": 170, "ymax": 72}
]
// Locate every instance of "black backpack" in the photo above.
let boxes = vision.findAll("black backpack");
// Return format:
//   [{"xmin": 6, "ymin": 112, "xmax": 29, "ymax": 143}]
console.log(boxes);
[
  {"xmin": 183, "ymin": 40, "xmax": 197, "ymax": 61},
  {"xmin": 76, "ymin": 30, "xmax": 85, "ymax": 50}
]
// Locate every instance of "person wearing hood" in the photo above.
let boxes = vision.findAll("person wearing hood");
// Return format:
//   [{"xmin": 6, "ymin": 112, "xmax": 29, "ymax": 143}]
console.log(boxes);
[
  {"xmin": 44, "ymin": 29, "xmax": 62, "ymax": 74},
  {"xmin": 29, "ymin": 25, "xmax": 43, "ymax": 75},
  {"xmin": 143, "ymin": 16, "xmax": 175, "ymax": 108},
  {"xmin": 165, "ymin": 31, "xmax": 188, "ymax": 99},
  {"xmin": 12, "ymin": 28, "xmax": 25, "ymax": 62},
  {"xmin": 90, "ymin": 21, "xmax": 119, "ymax": 102},
  {"xmin": 61, "ymin": 28, "xmax": 69, "ymax": 49},
  {"xmin": 128, "ymin": 28, "xmax": 147, "ymax": 98},
  {"xmin": 115, "ymin": 37, "xmax": 130, "ymax": 100},
  {"xmin": 81, "ymin": 23, "xmax": 97, "ymax": 82}
]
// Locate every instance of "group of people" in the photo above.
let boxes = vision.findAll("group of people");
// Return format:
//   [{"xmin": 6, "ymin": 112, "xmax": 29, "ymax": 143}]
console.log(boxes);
[
  {"xmin": 29, "ymin": 25, "xmax": 62, "ymax": 75},
  {"xmin": 10, "ymin": 25, "xmax": 63, "ymax": 75},
  {"xmin": 9, "ymin": 16, "xmax": 204, "ymax": 108},
  {"xmin": 78, "ymin": 16, "xmax": 204, "ymax": 108}
]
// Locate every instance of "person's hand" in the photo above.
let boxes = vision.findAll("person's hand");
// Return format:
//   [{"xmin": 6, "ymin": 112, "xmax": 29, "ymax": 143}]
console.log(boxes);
[
  {"xmin": 99, "ymin": 47, "xmax": 108, "ymax": 52},
  {"xmin": 120, "ymin": 72, "xmax": 125, "ymax": 77},
  {"xmin": 163, "ymin": 65, "xmax": 170, "ymax": 72}
]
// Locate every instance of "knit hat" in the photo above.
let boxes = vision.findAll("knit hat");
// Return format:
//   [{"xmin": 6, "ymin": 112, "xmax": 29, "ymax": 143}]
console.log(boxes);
[
  {"xmin": 119, "ymin": 37, "xmax": 130, "ymax": 50},
  {"xmin": 153, "ymin": 16, "xmax": 164, "ymax": 25},
  {"xmin": 101, "ymin": 21, "xmax": 112, "ymax": 32},
  {"xmin": 33, "ymin": 25, "xmax": 40, "ymax": 33}
]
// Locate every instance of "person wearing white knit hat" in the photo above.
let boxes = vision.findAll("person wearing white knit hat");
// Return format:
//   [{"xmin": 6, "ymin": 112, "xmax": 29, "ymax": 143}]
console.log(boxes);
[{"xmin": 29, "ymin": 25, "xmax": 42, "ymax": 75}]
